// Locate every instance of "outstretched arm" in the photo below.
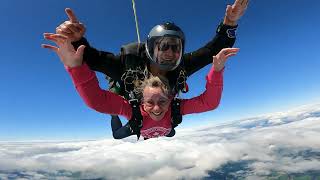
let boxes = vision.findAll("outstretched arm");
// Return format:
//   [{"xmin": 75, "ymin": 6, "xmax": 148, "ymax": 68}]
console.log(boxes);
[
  {"xmin": 183, "ymin": 0, "xmax": 248, "ymax": 76},
  {"xmin": 181, "ymin": 48, "xmax": 239, "ymax": 115},
  {"xmin": 42, "ymin": 34, "xmax": 132, "ymax": 119},
  {"xmin": 55, "ymin": 8, "xmax": 123, "ymax": 79},
  {"xmin": 66, "ymin": 64, "xmax": 131, "ymax": 119}
]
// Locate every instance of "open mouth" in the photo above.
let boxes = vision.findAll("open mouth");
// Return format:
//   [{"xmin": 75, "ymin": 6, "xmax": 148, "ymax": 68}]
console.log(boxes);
[
  {"xmin": 152, "ymin": 112, "xmax": 163, "ymax": 116},
  {"xmin": 159, "ymin": 61, "xmax": 175, "ymax": 66}
]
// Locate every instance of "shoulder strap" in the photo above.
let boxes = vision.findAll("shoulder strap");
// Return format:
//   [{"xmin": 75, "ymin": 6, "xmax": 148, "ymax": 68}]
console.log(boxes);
[
  {"xmin": 170, "ymin": 66, "xmax": 188, "ymax": 128},
  {"xmin": 171, "ymin": 98, "xmax": 182, "ymax": 128},
  {"xmin": 128, "ymin": 99, "xmax": 143, "ymax": 140},
  {"xmin": 175, "ymin": 66, "xmax": 189, "ymax": 94}
]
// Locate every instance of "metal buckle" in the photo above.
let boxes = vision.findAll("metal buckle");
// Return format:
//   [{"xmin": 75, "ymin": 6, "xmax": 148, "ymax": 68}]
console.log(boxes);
[
  {"xmin": 176, "ymin": 69, "xmax": 187, "ymax": 93},
  {"xmin": 129, "ymin": 98, "xmax": 139, "ymax": 105},
  {"xmin": 121, "ymin": 68, "xmax": 148, "ymax": 94}
]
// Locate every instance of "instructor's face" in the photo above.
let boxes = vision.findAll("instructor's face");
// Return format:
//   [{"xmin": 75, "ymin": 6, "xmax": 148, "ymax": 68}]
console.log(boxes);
[{"xmin": 153, "ymin": 37, "xmax": 181, "ymax": 66}]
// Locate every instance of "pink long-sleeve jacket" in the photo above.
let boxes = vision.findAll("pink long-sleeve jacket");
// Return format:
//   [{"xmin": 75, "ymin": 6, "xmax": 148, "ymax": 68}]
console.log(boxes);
[{"xmin": 67, "ymin": 63, "xmax": 223, "ymax": 139}]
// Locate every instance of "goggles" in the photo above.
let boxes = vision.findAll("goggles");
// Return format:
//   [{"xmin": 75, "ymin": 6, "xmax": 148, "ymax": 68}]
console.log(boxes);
[{"xmin": 158, "ymin": 42, "xmax": 181, "ymax": 53}]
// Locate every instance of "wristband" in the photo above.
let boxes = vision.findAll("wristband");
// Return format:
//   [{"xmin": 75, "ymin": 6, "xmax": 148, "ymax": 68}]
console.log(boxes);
[{"xmin": 216, "ymin": 22, "xmax": 238, "ymax": 38}]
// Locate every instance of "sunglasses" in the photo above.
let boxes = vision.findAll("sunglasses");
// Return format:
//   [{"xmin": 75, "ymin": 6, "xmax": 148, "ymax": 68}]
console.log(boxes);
[
  {"xmin": 143, "ymin": 98, "xmax": 170, "ymax": 108},
  {"xmin": 158, "ymin": 42, "xmax": 181, "ymax": 53}
]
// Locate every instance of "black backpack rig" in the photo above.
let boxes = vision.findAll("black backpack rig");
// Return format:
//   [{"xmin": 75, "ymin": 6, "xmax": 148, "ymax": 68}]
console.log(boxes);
[{"xmin": 108, "ymin": 42, "xmax": 188, "ymax": 139}]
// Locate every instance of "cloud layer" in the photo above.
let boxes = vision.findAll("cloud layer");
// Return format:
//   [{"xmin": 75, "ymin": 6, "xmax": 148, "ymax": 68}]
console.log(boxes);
[{"xmin": 1, "ymin": 103, "xmax": 320, "ymax": 179}]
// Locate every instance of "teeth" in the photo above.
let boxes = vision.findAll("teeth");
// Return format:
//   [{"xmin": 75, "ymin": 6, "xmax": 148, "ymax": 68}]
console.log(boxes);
[{"xmin": 153, "ymin": 112, "xmax": 162, "ymax": 116}]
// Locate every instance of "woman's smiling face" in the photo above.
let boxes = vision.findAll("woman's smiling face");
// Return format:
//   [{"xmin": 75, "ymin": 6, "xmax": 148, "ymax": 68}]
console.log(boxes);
[{"xmin": 142, "ymin": 86, "xmax": 171, "ymax": 121}]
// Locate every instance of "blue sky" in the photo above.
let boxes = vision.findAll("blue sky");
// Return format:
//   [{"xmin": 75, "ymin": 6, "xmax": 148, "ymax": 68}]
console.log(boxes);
[{"xmin": 0, "ymin": 0, "xmax": 319, "ymax": 141}]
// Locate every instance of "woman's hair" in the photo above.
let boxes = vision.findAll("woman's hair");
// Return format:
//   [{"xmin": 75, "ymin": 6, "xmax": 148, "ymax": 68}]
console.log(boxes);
[{"xmin": 135, "ymin": 75, "xmax": 173, "ymax": 100}]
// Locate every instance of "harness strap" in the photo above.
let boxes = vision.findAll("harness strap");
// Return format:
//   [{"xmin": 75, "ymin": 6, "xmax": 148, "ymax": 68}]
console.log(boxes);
[
  {"xmin": 171, "ymin": 98, "xmax": 182, "ymax": 128},
  {"xmin": 128, "ymin": 99, "xmax": 143, "ymax": 140},
  {"xmin": 176, "ymin": 68, "xmax": 189, "ymax": 94}
]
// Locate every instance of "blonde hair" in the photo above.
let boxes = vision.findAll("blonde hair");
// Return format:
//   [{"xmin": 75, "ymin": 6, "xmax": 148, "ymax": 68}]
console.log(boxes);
[{"xmin": 136, "ymin": 75, "xmax": 173, "ymax": 100}]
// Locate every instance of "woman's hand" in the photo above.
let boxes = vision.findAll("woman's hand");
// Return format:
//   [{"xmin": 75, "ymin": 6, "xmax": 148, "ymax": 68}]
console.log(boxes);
[
  {"xmin": 42, "ymin": 33, "xmax": 85, "ymax": 68},
  {"xmin": 213, "ymin": 48, "xmax": 239, "ymax": 72}
]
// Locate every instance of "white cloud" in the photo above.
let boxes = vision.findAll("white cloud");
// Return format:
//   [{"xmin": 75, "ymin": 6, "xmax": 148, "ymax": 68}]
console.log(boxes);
[{"xmin": 0, "ymin": 103, "xmax": 320, "ymax": 179}]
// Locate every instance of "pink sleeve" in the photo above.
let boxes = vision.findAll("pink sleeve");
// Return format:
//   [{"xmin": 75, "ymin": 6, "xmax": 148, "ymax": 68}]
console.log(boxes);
[
  {"xmin": 180, "ymin": 65, "xmax": 223, "ymax": 115},
  {"xmin": 66, "ymin": 63, "xmax": 132, "ymax": 120}
]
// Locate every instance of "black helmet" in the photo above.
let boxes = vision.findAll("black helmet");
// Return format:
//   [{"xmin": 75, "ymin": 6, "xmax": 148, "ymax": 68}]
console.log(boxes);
[{"xmin": 145, "ymin": 22, "xmax": 185, "ymax": 71}]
